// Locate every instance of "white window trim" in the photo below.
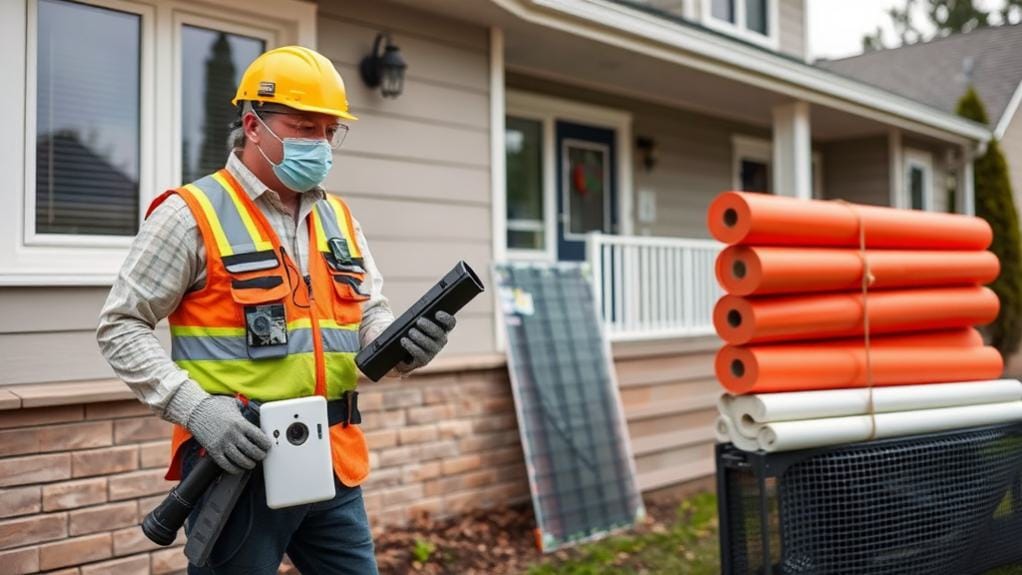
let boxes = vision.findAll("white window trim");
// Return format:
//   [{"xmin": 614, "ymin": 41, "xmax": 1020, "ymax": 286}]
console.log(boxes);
[
  {"xmin": 506, "ymin": 90, "xmax": 633, "ymax": 263},
  {"xmin": 903, "ymin": 147, "xmax": 935, "ymax": 211},
  {"xmin": 731, "ymin": 135, "xmax": 772, "ymax": 192},
  {"xmin": 1, "ymin": 0, "xmax": 315, "ymax": 286},
  {"xmin": 700, "ymin": 0, "xmax": 780, "ymax": 50}
]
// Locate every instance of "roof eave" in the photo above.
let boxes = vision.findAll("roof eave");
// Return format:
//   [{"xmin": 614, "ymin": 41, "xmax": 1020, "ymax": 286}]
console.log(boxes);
[{"xmin": 494, "ymin": 0, "xmax": 991, "ymax": 144}]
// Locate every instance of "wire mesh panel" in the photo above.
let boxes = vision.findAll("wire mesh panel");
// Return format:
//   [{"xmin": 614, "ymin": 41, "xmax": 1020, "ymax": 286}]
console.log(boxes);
[
  {"xmin": 718, "ymin": 423, "xmax": 1022, "ymax": 575},
  {"xmin": 495, "ymin": 263, "xmax": 645, "ymax": 552}
]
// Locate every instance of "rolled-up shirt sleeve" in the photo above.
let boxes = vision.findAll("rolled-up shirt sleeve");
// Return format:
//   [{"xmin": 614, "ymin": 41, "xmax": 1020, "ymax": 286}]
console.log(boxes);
[
  {"xmin": 96, "ymin": 195, "xmax": 208, "ymax": 425},
  {"xmin": 353, "ymin": 217, "xmax": 395, "ymax": 348}
]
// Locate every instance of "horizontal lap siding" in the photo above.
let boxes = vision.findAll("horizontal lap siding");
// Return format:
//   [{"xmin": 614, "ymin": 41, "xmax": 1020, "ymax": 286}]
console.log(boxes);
[
  {"xmin": 822, "ymin": 136, "xmax": 890, "ymax": 206},
  {"xmin": 0, "ymin": 1, "xmax": 497, "ymax": 386},
  {"xmin": 778, "ymin": 0, "xmax": 806, "ymax": 61},
  {"xmin": 319, "ymin": 2, "xmax": 495, "ymax": 357}
]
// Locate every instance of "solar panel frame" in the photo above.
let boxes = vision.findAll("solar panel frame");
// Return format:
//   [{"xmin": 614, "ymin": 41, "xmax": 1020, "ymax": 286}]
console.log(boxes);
[{"xmin": 495, "ymin": 262, "xmax": 646, "ymax": 552}]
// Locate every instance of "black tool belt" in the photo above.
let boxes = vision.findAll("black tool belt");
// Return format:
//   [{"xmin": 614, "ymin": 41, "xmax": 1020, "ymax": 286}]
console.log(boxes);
[{"xmin": 326, "ymin": 390, "xmax": 361, "ymax": 427}]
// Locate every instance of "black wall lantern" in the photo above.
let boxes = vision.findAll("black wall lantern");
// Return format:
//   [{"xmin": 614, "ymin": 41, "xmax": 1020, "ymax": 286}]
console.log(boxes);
[
  {"xmin": 636, "ymin": 136, "xmax": 658, "ymax": 172},
  {"xmin": 360, "ymin": 33, "xmax": 407, "ymax": 98}
]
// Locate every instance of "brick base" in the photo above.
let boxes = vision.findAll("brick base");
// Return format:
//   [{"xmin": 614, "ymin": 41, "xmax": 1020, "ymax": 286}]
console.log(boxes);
[{"xmin": 0, "ymin": 366, "xmax": 527, "ymax": 574}]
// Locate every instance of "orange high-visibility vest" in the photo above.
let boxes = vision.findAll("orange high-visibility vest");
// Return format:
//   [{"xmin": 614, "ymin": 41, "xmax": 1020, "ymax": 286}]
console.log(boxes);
[{"xmin": 149, "ymin": 169, "xmax": 370, "ymax": 486}]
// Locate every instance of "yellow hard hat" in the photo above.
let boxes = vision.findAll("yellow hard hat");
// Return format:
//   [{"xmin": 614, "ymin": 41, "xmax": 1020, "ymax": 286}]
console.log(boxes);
[{"xmin": 233, "ymin": 45, "xmax": 357, "ymax": 121}]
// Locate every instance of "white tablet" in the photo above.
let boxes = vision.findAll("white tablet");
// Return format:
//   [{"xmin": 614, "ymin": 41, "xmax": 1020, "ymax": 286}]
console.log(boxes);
[{"xmin": 259, "ymin": 396, "xmax": 335, "ymax": 509}]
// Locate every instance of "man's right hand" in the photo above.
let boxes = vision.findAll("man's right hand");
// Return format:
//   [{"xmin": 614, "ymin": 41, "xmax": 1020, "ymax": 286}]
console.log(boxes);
[{"xmin": 186, "ymin": 395, "xmax": 272, "ymax": 474}]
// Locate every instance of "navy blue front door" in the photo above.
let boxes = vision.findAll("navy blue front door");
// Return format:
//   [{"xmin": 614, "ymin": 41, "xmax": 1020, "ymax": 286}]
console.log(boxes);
[{"xmin": 555, "ymin": 121, "xmax": 617, "ymax": 261}]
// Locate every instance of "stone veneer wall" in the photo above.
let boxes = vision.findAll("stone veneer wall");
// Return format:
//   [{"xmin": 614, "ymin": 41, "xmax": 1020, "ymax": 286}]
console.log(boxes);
[{"xmin": 0, "ymin": 365, "xmax": 526, "ymax": 574}]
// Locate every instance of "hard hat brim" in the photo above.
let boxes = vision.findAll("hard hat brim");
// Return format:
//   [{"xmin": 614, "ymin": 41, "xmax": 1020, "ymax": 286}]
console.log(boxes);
[{"xmin": 232, "ymin": 96, "xmax": 358, "ymax": 122}]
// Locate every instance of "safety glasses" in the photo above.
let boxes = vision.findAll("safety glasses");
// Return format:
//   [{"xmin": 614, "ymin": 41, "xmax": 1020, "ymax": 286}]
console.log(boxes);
[{"xmin": 255, "ymin": 111, "xmax": 349, "ymax": 150}]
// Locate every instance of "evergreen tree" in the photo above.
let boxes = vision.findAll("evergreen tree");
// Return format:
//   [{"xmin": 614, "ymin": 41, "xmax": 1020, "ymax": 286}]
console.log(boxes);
[{"xmin": 957, "ymin": 87, "xmax": 1022, "ymax": 356}]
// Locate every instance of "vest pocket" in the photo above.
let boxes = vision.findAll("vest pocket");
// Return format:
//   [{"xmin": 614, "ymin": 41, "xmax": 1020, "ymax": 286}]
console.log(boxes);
[{"xmin": 330, "ymin": 272, "xmax": 369, "ymax": 325}]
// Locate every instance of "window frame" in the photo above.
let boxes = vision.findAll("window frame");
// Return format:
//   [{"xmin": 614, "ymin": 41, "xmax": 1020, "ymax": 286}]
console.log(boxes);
[
  {"xmin": 505, "ymin": 91, "xmax": 633, "ymax": 263},
  {"xmin": 504, "ymin": 113, "xmax": 550, "ymax": 259},
  {"xmin": 1, "ymin": 0, "xmax": 314, "ymax": 286},
  {"xmin": 903, "ymin": 147, "xmax": 935, "ymax": 211},
  {"xmin": 24, "ymin": 0, "xmax": 155, "ymax": 250},
  {"xmin": 701, "ymin": 0, "xmax": 780, "ymax": 50},
  {"xmin": 731, "ymin": 135, "xmax": 772, "ymax": 192}
]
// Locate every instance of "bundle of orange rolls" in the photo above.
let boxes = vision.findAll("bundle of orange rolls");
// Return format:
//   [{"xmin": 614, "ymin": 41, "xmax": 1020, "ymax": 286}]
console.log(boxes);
[{"xmin": 707, "ymin": 191, "xmax": 1022, "ymax": 452}]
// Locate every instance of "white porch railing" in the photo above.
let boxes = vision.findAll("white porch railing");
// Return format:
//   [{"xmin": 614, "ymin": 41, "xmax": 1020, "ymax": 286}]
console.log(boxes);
[{"xmin": 586, "ymin": 232, "xmax": 723, "ymax": 342}]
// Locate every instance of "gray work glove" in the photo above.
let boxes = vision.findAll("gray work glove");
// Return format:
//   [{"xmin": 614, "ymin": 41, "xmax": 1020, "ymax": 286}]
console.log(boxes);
[
  {"xmin": 396, "ymin": 311, "xmax": 457, "ymax": 374},
  {"xmin": 186, "ymin": 395, "xmax": 272, "ymax": 474}
]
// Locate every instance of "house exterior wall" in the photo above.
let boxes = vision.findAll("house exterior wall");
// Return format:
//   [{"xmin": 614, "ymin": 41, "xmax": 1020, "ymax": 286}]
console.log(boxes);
[
  {"xmin": 1003, "ymin": 110, "xmax": 1022, "ymax": 220},
  {"xmin": 821, "ymin": 136, "xmax": 890, "ymax": 206},
  {"xmin": 778, "ymin": 0, "xmax": 806, "ymax": 61},
  {"xmin": 506, "ymin": 72, "xmax": 771, "ymax": 240},
  {"xmin": 0, "ymin": 0, "xmax": 498, "ymax": 390}
]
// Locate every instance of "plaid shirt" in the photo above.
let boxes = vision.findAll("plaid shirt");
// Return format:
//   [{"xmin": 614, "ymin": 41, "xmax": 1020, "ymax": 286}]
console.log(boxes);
[{"xmin": 96, "ymin": 153, "xmax": 394, "ymax": 424}]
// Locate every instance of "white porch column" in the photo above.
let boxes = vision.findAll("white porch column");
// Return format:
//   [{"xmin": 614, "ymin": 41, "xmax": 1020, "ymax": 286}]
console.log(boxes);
[
  {"xmin": 962, "ymin": 144, "xmax": 976, "ymax": 216},
  {"xmin": 772, "ymin": 101, "xmax": 812, "ymax": 199},
  {"xmin": 888, "ymin": 128, "xmax": 904, "ymax": 208}
]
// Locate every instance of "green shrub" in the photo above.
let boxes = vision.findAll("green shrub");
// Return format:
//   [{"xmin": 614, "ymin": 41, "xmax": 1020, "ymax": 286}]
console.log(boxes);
[{"xmin": 957, "ymin": 87, "xmax": 1022, "ymax": 356}]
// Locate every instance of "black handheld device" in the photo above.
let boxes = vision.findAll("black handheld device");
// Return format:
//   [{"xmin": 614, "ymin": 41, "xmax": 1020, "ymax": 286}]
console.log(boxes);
[
  {"xmin": 356, "ymin": 261, "xmax": 484, "ymax": 381},
  {"xmin": 141, "ymin": 401, "xmax": 259, "ymax": 559}
]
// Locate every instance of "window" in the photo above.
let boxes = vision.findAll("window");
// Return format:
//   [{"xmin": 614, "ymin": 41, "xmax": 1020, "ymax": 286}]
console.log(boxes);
[
  {"xmin": 35, "ymin": 0, "xmax": 141, "ymax": 237},
  {"xmin": 2, "ymin": 0, "xmax": 313, "ymax": 284},
  {"xmin": 181, "ymin": 26, "xmax": 265, "ymax": 183},
  {"xmin": 702, "ymin": 0, "xmax": 777, "ymax": 47},
  {"xmin": 732, "ymin": 136, "xmax": 772, "ymax": 193},
  {"xmin": 904, "ymin": 148, "xmax": 934, "ymax": 211},
  {"xmin": 506, "ymin": 116, "xmax": 545, "ymax": 251}
]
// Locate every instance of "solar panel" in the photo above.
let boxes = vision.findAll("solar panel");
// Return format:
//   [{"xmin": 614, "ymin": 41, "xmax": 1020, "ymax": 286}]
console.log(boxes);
[{"xmin": 495, "ymin": 262, "xmax": 645, "ymax": 552}]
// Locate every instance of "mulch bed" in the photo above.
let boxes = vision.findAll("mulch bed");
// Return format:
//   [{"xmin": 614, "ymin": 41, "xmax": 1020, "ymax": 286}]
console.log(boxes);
[{"xmin": 372, "ymin": 493, "xmax": 692, "ymax": 575}]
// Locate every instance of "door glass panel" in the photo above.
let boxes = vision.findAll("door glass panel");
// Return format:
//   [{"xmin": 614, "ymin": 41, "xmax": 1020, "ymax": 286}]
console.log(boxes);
[
  {"xmin": 35, "ymin": 0, "xmax": 141, "ymax": 236},
  {"xmin": 181, "ymin": 25, "xmax": 265, "ymax": 183},
  {"xmin": 740, "ymin": 159, "xmax": 770, "ymax": 193},
  {"xmin": 506, "ymin": 116, "xmax": 544, "ymax": 250},
  {"xmin": 565, "ymin": 143, "xmax": 608, "ymax": 235}
]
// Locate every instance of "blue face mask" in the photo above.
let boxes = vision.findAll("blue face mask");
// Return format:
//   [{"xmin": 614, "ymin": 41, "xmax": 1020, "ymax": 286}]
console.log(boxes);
[{"xmin": 254, "ymin": 114, "xmax": 333, "ymax": 193}]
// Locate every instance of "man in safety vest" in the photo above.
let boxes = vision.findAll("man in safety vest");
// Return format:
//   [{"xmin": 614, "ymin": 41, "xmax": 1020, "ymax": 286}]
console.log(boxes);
[{"xmin": 97, "ymin": 46, "xmax": 455, "ymax": 574}]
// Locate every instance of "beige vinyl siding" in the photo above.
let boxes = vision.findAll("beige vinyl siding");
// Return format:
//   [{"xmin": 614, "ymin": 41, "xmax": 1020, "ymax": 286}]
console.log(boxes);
[
  {"xmin": 1002, "ymin": 112, "xmax": 1022, "ymax": 221},
  {"xmin": 0, "ymin": 1, "xmax": 495, "ymax": 386},
  {"xmin": 778, "ymin": 0, "xmax": 806, "ymax": 61},
  {"xmin": 821, "ymin": 136, "xmax": 890, "ymax": 206},
  {"xmin": 507, "ymin": 72, "xmax": 770, "ymax": 240},
  {"xmin": 299, "ymin": 2, "xmax": 496, "ymax": 356}
]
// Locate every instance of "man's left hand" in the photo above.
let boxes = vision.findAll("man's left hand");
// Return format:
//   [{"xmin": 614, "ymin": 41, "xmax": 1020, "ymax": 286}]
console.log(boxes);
[{"xmin": 396, "ymin": 311, "xmax": 456, "ymax": 374}]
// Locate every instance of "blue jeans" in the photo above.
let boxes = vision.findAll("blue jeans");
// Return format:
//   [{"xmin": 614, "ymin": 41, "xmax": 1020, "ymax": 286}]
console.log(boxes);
[{"xmin": 181, "ymin": 441, "xmax": 379, "ymax": 574}]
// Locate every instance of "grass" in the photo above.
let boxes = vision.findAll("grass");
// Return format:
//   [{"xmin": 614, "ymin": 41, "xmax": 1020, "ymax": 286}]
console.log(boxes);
[
  {"xmin": 525, "ymin": 492, "xmax": 720, "ymax": 575},
  {"xmin": 523, "ymin": 492, "xmax": 1022, "ymax": 575}
]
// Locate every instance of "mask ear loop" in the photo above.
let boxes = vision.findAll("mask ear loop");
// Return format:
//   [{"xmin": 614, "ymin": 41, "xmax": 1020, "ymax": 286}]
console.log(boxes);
[{"xmin": 247, "ymin": 106, "xmax": 286, "ymax": 170}]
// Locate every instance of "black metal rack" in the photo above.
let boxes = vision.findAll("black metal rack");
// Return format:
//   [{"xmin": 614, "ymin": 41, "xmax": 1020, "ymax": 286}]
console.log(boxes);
[{"xmin": 717, "ymin": 422, "xmax": 1022, "ymax": 574}]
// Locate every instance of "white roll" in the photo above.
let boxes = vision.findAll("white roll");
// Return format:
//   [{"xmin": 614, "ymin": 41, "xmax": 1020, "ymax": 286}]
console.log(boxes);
[
  {"xmin": 725, "ymin": 379, "xmax": 1022, "ymax": 437},
  {"xmin": 757, "ymin": 400, "xmax": 1022, "ymax": 452},
  {"xmin": 716, "ymin": 414, "xmax": 761, "ymax": 452}
]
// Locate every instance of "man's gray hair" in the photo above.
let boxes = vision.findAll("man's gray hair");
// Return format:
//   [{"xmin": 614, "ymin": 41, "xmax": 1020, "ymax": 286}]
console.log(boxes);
[{"xmin": 227, "ymin": 101, "xmax": 254, "ymax": 152}]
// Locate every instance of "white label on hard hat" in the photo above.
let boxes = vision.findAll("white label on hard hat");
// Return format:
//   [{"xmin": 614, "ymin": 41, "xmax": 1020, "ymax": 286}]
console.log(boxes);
[{"xmin": 258, "ymin": 82, "xmax": 276, "ymax": 97}]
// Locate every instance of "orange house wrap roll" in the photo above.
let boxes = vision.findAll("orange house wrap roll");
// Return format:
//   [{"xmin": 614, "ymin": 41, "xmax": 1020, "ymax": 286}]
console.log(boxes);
[
  {"xmin": 716, "ymin": 329, "xmax": 1002, "ymax": 395},
  {"xmin": 714, "ymin": 286, "xmax": 999, "ymax": 345},
  {"xmin": 707, "ymin": 191, "xmax": 993, "ymax": 249},
  {"xmin": 716, "ymin": 246, "xmax": 1000, "ymax": 296}
]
